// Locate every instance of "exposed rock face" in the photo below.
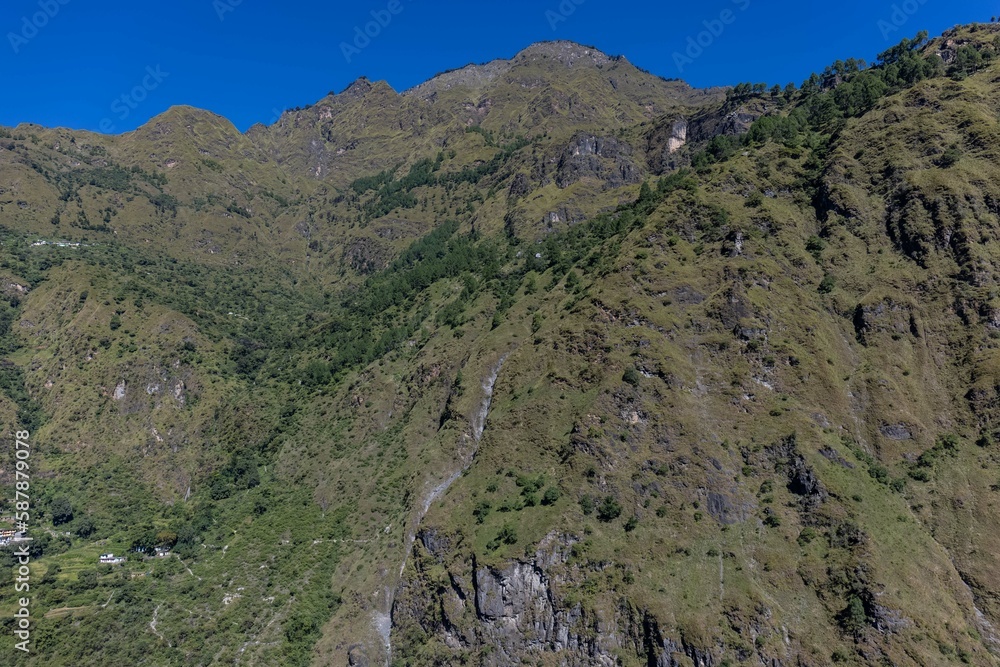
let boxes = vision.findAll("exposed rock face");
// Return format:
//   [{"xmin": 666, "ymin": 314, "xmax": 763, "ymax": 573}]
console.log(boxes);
[
  {"xmin": 645, "ymin": 104, "xmax": 765, "ymax": 174},
  {"xmin": 646, "ymin": 118, "xmax": 689, "ymax": 173},
  {"xmin": 508, "ymin": 172, "xmax": 532, "ymax": 200},
  {"xmin": 347, "ymin": 644, "xmax": 370, "ymax": 667},
  {"xmin": 667, "ymin": 118, "xmax": 688, "ymax": 154},
  {"xmin": 543, "ymin": 206, "xmax": 585, "ymax": 231},
  {"xmin": 787, "ymin": 453, "xmax": 828, "ymax": 506},
  {"xmin": 391, "ymin": 532, "xmax": 731, "ymax": 666},
  {"xmin": 870, "ymin": 603, "xmax": 913, "ymax": 634},
  {"xmin": 768, "ymin": 435, "xmax": 828, "ymax": 509},
  {"xmin": 1, "ymin": 279, "xmax": 29, "ymax": 296},
  {"xmin": 879, "ymin": 424, "xmax": 913, "ymax": 441},
  {"xmin": 715, "ymin": 108, "xmax": 761, "ymax": 136},
  {"xmin": 418, "ymin": 528, "xmax": 451, "ymax": 561},
  {"xmin": 555, "ymin": 133, "xmax": 642, "ymax": 189},
  {"xmin": 852, "ymin": 298, "xmax": 919, "ymax": 345},
  {"xmin": 472, "ymin": 561, "xmax": 558, "ymax": 647},
  {"xmin": 706, "ymin": 490, "xmax": 742, "ymax": 524}
]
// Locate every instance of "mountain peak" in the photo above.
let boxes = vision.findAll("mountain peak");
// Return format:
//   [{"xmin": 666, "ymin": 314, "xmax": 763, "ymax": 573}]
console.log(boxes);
[
  {"xmin": 339, "ymin": 77, "xmax": 397, "ymax": 100},
  {"xmin": 404, "ymin": 41, "xmax": 620, "ymax": 100},
  {"xmin": 143, "ymin": 105, "xmax": 236, "ymax": 131},
  {"xmin": 513, "ymin": 40, "xmax": 616, "ymax": 67},
  {"xmin": 403, "ymin": 59, "xmax": 511, "ymax": 99}
]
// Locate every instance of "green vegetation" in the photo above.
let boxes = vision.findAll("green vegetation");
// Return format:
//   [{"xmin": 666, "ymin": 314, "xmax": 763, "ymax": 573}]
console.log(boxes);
[
  {"xmin": 348, "ymin": 134, "xmax": 531, "ymax": 221},
  {"xmin": 596, "ymin": 496, "xmax": 622, "ymax": 522},
  {"xmin": 695, "ymin": 31, "xmax": 998, "ymax": 169},
  {"xmin": 2, "ymin": 25, "xmax": 1000, "ymax": 667}
]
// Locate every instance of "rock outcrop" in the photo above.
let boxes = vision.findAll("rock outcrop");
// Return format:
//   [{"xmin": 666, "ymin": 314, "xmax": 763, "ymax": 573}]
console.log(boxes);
[
  {"xmin": 555, "ymin": 133, "xmax": 642, "ymax": 189},
  {"xmin": 391, "ymin": 532, "xmax": 732, "ymax": 666},
  {"xmin": 645, "ymin": 103, "xmax": 765, "ymax": 174}
]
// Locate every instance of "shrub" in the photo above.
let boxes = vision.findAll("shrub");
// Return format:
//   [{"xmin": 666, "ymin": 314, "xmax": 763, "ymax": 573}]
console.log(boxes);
[
  {"xmin": 515, "ymin": 473, "xmax": 545, "ymax": 494},
  {"xmin": 472, "ymin": 500, "xmax": 492, "ymax": 523},
  {"xmin": 597, "ymin": 496, "xmax": 623, "ymax": 522},
  {"xmin": 937, "ymin": 433, "xmax": 959, "ymax": 451},
  {"xmin": 805, "ymin": 235, "xmax": 825, "ymax": 260},
  {"xmin": 818, "ymin": 274, "xmax": 836, "ymax": 294},
  {"xmin": 497, "ymin": 497, "xmax": 522, "ymax": 513},
  {"xmin": 838, "ymin": 596, "xmax": 868, "ymax": 635},
  {"xmin": 868, "ymin": 463, "xmax": 889, "ymax": 484},
  {"xmin": 486, "ymin": 524, "xmax": 518, "ymax": 551}
]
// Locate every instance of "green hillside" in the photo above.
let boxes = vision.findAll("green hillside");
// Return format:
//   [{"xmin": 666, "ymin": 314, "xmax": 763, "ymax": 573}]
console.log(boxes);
[{"xmin": 2, "ymin": 30, "xmax": 1000, "ymax": 666}]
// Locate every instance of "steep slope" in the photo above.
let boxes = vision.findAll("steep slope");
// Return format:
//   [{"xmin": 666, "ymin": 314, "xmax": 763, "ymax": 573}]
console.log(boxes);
[
  {"xmin": 2, "ymin": 29, "xmax": 1000, "ymax": 667},
  {"xmin": 251, "ymin": 41, "xmax": 723, "ymax": 188}
]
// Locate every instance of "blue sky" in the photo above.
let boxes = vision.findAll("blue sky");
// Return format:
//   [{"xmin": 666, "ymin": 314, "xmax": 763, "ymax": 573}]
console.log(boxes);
[{"xmin": 1, "ymin": 0, "xmax": 996, "ymax": 133}]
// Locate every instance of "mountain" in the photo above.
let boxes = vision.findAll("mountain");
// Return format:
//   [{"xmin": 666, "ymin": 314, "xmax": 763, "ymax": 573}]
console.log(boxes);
[{"xmin": 2, "ymin": 26, "xmax": 1000, "ymax": 666}]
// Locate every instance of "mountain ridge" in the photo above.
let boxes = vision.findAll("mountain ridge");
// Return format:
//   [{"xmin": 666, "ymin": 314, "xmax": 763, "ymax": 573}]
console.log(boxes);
[
  {"xmin": 7, "ymin": 39, "xmax": 716, "ymax": 140},
  {"xmin": 4, "ymin": 23, "xmax": 1000, "ymax": 667}
]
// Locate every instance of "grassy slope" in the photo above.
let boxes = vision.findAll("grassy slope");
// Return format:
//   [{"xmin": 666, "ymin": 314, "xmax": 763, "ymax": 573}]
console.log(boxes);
[
  {"xmin": 0, "ymin": 31, "xmax": 999, "ymax": 667},
  {"xmin": 389, "ymin": 47, "xmax": 1000, "ymax": 664}
]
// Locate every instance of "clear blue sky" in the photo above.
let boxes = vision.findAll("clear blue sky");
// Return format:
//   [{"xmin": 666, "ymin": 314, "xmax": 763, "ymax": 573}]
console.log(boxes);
[{"xmin": 1, "ymin": 0, "xmax": 996, "ymax": 133}]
